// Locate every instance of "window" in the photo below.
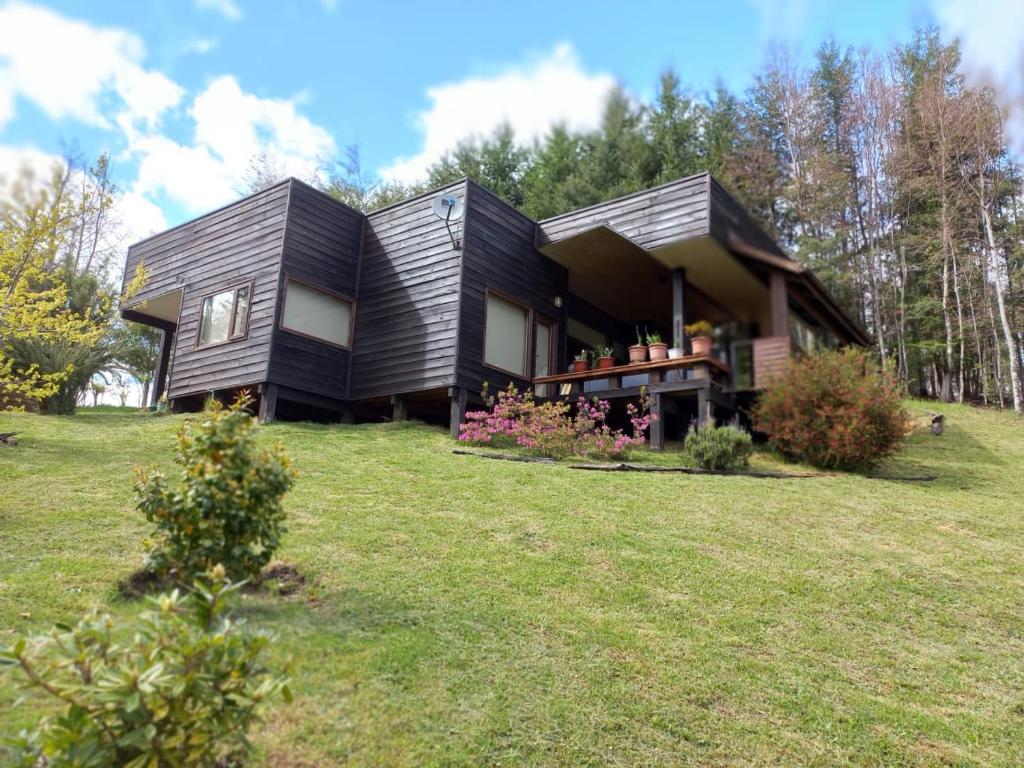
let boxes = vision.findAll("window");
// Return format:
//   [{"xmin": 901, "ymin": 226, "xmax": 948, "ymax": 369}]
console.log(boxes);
[
  {"xmin": 534, "ymin": 318, "xmax": 556, "ymax": 396},
  {"xmin": 484, "ymin": 291, "xmax": 529, "ymax": 376},
  {"xmin": 198, "ymin": 283, "xmax": 250, "ymax": 347},
  {"xmin": 280, "ymin": 278, "xmax": 353, "ymax": 347}
]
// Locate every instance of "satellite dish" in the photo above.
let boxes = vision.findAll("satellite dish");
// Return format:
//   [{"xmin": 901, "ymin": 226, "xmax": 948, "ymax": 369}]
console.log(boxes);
[
  {"xmin": 431, "ymin": 195, "xmax": 463, "ymax": 249},
  {"xmin": 431, "ymin": 195, "xmax": 464, "ymax": 223}
]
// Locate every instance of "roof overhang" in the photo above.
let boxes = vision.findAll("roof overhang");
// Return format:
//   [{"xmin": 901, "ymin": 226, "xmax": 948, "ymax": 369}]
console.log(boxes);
[{"xmin": 121, "ymin": 288, "xmax": 182, "ymax": 329}]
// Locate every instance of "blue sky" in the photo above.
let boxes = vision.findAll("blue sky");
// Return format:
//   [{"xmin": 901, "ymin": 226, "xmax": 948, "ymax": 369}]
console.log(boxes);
[{"xmin": 0, "ymin": 0, "xmax": 1020, "ymax": 242}]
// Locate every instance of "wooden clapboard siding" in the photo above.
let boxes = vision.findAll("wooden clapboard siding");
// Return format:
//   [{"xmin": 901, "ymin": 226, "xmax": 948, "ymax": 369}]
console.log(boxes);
[
  {"xmin": 707, "ymin": 175, "xmax": 789, "ymax": 259},
  {"xmin": 753, "ymin": 336, "xmax": 792, "ymax": 387},
  {"xmin": 123, "ymin": 182, "xmax": 291, "ymax": 400},
  {"xmin": 536, "ymin": 173, "xmax": 710, "ymax": 250},
  {"xmin": 456, "ymin": 181, "xmax": 568, "ymax": 395},
  {"xmin": 267, "ymin": 181, "xmax": 363, "ymax": 402},
  {"xmin": 347, "ymin": 180, "xmax": 468, "ymax": 399}
]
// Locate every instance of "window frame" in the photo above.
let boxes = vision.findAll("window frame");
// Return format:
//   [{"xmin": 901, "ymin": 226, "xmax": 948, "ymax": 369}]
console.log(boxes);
[
  {"xmin": 533, "ymin": 314, "xmax": 558, "ymax": 395},
  {"xmin": 194, "ymin": 280, "xmax": 254, "ymax": 350},
  {"xmin": 482, "ymin": 288, "xmax": 533, "ymax": 379},
  {"xmin": 278, "ymin": 275, "xmax": 356, "ymax": 350}
]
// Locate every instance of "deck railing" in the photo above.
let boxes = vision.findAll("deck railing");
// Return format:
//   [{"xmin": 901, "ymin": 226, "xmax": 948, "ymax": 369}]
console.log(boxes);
[{"xmin": 532, "ymin": 354, "xmax": 731, "ymax": 397}]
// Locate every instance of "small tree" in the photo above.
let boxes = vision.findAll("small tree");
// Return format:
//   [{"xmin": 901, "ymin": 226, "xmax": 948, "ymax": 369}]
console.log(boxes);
[
  {"xmin": 135, "ymin": 394, "xmax": 296, "ymax": 583},
  {"xmin": 0, "ymin": 568, "xmax": 290, "ymax": 767},
  {"xmin": 754, "ymin": 348, "xmax": 909, "ymax": 469}
]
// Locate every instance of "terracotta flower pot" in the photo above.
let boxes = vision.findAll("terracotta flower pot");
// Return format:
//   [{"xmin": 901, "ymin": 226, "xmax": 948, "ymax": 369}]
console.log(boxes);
[
  {"xmin": 648, "ymin": 342, "xmax": 668, "ymax": 361},
  {"xmin": 596, "ymin": 356, "xmax": 615, "ymax": 370},
  {"xmin": 628, "ymin": 344, "xmax": 647, "ymax": 364},
  {"xmin": 690, "ymin": 335, "xmax": 712, "ymax": 356},
  {"xmin": 572, "ymin": 359, "xmax": 590, "ymax": 373}
]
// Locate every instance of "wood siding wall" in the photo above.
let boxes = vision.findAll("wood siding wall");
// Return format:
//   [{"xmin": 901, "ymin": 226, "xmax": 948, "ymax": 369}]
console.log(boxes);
[
  {"xmin": 456, "ymin": 182, "xmax": 568, "ymax": 396},
  {"xmin": 348, "ymin": 180, "xmax": 469, "ymax": 399},
  {"xmin": 536, "ymin": 173, "xmax": 710, "ymax": 251},
  {"xmin": 123, "ymin": 182, "xmax": 290, "ymax": 399},
  {"xmin": 707, "ymin": 176, "xmax": 789, "ymax": 259},
  {"xmin": 753, "ymin": 335, "xmax": 792, "ymax": 387},
  {"xmin": 267, "ymin": 181, "xmax": 363, "ymax": 401}
]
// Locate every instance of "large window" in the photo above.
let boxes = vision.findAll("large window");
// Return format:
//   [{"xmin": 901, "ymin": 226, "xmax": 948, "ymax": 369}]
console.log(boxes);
[
  {"xmin": 484, "ymin": 291, "xmax": 530, "ymax": 376},
  {"xmin": 280, "ymin": 278, "xmax": 353, "ymax": 348},
  {"xmin": 198, "ymin": 283, "xmax": 250, "ymax": 347}
]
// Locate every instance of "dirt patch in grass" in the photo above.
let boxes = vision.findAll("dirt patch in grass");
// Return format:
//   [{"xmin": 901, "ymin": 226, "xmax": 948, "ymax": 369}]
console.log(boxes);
[{"xmin": 250, "ymin": 562, "xmax": 307, "ymax": 596}]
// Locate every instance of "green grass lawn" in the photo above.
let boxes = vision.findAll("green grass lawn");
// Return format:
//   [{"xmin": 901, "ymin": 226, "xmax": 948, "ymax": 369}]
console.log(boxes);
[{"xmin": 1, "ymin": 402, "xmax": 1022, "ymax": 766}]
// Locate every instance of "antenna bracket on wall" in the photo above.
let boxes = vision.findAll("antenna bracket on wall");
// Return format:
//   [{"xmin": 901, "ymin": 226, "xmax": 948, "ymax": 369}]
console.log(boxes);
[{"xmin": 431, "ymin": 195, "xmax": 464, "ymax": 250}]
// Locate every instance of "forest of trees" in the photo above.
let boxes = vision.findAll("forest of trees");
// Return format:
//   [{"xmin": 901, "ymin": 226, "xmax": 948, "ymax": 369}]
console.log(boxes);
[{"xmin": 290, "ymin": 28, "xmax": 1022, "ymax": 412}]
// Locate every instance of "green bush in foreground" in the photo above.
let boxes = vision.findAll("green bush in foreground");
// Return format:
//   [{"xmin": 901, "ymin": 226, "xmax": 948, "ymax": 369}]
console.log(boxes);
[
  {"xmin": 684, "ymin": 422, "xmax": 753, "ymax": 470},
  {"xmin": 135, "ymin": 394, "xmax": 296, "ymax": 583},
  {"xmin": 754, "ymin": 348, "xmax": 909, "ymax": 469},
  {"xmin": 0, "ymin": 568, "xmax": 291, "ymax": 768}
]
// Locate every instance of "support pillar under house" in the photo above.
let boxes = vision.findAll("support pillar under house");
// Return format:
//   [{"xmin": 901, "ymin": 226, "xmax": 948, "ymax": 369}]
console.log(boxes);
[
  {"xmin": 151, "ymin": 329, "xmax": 173, "ymax": 406},
  {"xmin": 259, "ymin": 383, "xmax": 278, "ymax": 423},
  {"xmin": 449, "ymin": 387, "xmax": 468, "ymax": 438}
]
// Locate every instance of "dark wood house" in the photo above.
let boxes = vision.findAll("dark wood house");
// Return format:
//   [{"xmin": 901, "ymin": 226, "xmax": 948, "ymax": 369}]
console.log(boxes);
[{"xmin": 121, "ymin": 172, "xmax": 867, "ymax": 448}]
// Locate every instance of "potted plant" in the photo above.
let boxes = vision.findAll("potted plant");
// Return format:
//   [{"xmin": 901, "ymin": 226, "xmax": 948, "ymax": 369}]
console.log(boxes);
[
  {"xmin": 668, "ymin": 334, "xmax": 685, "ymax": 360},
  {"xmin": 685, "ymin": 320, "xmax": 714, "ymax": 356},
  {"xmin": 628, "ymin": 326, "xmax": 647, "ymax": 364},
  {"xmin": 594, "ymin": 345, "xmax": 615, "ymax": 370},
  {"xmin": 646, "ymin": 330, "xmax": 668, "ymax": 361},
  {"xmin": 571, "ymin": 350, "xmax": 591, "ymax": 373}
]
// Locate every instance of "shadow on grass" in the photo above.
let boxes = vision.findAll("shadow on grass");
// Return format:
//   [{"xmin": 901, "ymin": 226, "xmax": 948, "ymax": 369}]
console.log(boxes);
[{"xmin": 872, "ymin": 421, "xmax": 1003, "ymax": 491}]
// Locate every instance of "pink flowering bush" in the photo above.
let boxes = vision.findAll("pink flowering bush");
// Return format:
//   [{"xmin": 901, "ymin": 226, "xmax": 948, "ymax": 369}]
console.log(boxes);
[{"xmin": 459, "ymin": 384, "xmax": 654, "ymax": 460}]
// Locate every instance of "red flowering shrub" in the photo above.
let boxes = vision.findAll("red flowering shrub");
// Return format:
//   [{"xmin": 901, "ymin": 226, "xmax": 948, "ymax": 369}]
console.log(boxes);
[
  {"xmin": 753, "ymin": 348, "xmax": 909, "ymax": 469},
  {"xmin": 459, "ymin": 384, "xmax": 654, "ymax": 460}
]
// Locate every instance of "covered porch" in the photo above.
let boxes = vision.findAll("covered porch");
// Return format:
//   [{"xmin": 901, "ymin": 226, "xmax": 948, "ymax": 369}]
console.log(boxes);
[
  {"xmin": 121, "ymin": 288, "xmax": 182, "ymax": 407},
  {"xmin": 533, "ymin": 224, "xmax": 793, "ymax": 448}
]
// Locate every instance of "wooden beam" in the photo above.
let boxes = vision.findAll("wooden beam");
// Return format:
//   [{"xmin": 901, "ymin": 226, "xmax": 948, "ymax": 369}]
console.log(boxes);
[
  {"xmin": 449, "ymin": 387, "xmax": 468, "ymax": 437},
  {"xmin": 151, "ymin": 329, "xmax": 173, "ymax": 406},
  {"xmin": 672, "ymin": 267, "xmax": 687, "ymax": 353},
  {"xmin": 391, "ymin": 395, "xmax": 408, "ymax": 422},
  {"xmin": 258, "ymin": 383, "xmax": 278, "ymax": 424},
  {"xmin": 649, "ymin": 393, "xmax": 664, "ymax": 451},
  {"xmin": 770, "ymin": 272, "xmax": 790, "ymax": 338}
]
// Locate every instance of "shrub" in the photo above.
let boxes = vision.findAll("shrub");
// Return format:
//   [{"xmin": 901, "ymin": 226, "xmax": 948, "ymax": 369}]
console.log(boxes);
[
  {"xmin": 135, "ymin": 393, "xmax": 296, "ymax": 583},
  {"xmin": 753, "ymin": 348, "xmax": 909, "ymax": 469},
  {"xmin": 684, "ymin": 422, "xmax": 753, "ymax": 470},
  {"xmin": 0, "ymin": 568, "xmax": 291, "ymax": 767},
  {"xmin": 458, "ymin": 384, "xmax": 654, "ymax": 460}
]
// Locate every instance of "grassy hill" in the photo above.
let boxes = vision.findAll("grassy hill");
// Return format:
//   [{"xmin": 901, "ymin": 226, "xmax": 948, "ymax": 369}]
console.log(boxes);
[{"xmin": 1, "ymin": 403, "xmax": 1022, "ymax": 766}]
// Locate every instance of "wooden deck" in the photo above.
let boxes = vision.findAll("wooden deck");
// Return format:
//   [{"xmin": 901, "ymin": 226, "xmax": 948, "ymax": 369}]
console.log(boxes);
[
  {"xmin": 532, "ymin": 353, "xmax": 729, "ymax": 390},
  {"xmin": 532, "ymin": 354, "xmax": 733, "ymax": 451}
]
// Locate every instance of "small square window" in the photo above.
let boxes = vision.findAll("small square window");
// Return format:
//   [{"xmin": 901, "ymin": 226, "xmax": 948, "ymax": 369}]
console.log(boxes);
[{"xmin": 198, "ymin": 283, "xmax": 251, "ymax": 347}]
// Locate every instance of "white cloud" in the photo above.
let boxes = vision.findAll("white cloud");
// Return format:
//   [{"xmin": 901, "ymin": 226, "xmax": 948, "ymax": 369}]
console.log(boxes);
[
  {"xmin": 0, "ymin": 1, "xmax": 183, "ymax": 132},
  {"xmin": 195, "ymin": 0, "xmax": 243, "ymax": 21},
  {"xmin": 934, "ymin": 0, "xmax": 1024, "ymax": 155},
  {"xmin": 379, "ymin": 42, "xmax": 616, "ymax": 183},
  {"xmin": 131, "ymin": 75, "xmax": 336, "ymax": 213}
]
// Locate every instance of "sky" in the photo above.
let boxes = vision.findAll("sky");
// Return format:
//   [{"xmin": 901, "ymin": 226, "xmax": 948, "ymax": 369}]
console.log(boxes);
[{"xmin": 1, "ymin": 0, "xmax": 1022, "ymax": 248}]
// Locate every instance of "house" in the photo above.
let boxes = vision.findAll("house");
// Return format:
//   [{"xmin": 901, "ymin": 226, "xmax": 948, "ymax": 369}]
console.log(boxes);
[{"xmin": 120, "ymin": 172, "xmax": 867, "ymax": 448}]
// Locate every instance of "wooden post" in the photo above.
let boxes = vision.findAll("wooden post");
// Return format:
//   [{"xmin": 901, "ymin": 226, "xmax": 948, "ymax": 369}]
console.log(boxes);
[
  {"xmin": 649, "ymin": 393, "xmax": 664, "ymax": 450},
  {"xmin": 449, "ymin": 387, "xmax": 468, "ymax": 437},
  {"xmin": 770, "ymin": 272, "xmax": 790, "ymax": 338},
  {"xmin": 697, "ymin": 387, "xmax": 711, "ymax": 426},
  {"xmin": 672, "ymin": 267, "xmax": 688, "ymax": 353},
  {"xmin": 258, "ymin": 383, "xmax": 278, "ymax": 424},
  {"xmin": 151, "ymin": 329, "xmax": 173, "ymax": 406},
  {"xmin": 391, "ymin": 395, "xmax": 408, "ymax": 422}
]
